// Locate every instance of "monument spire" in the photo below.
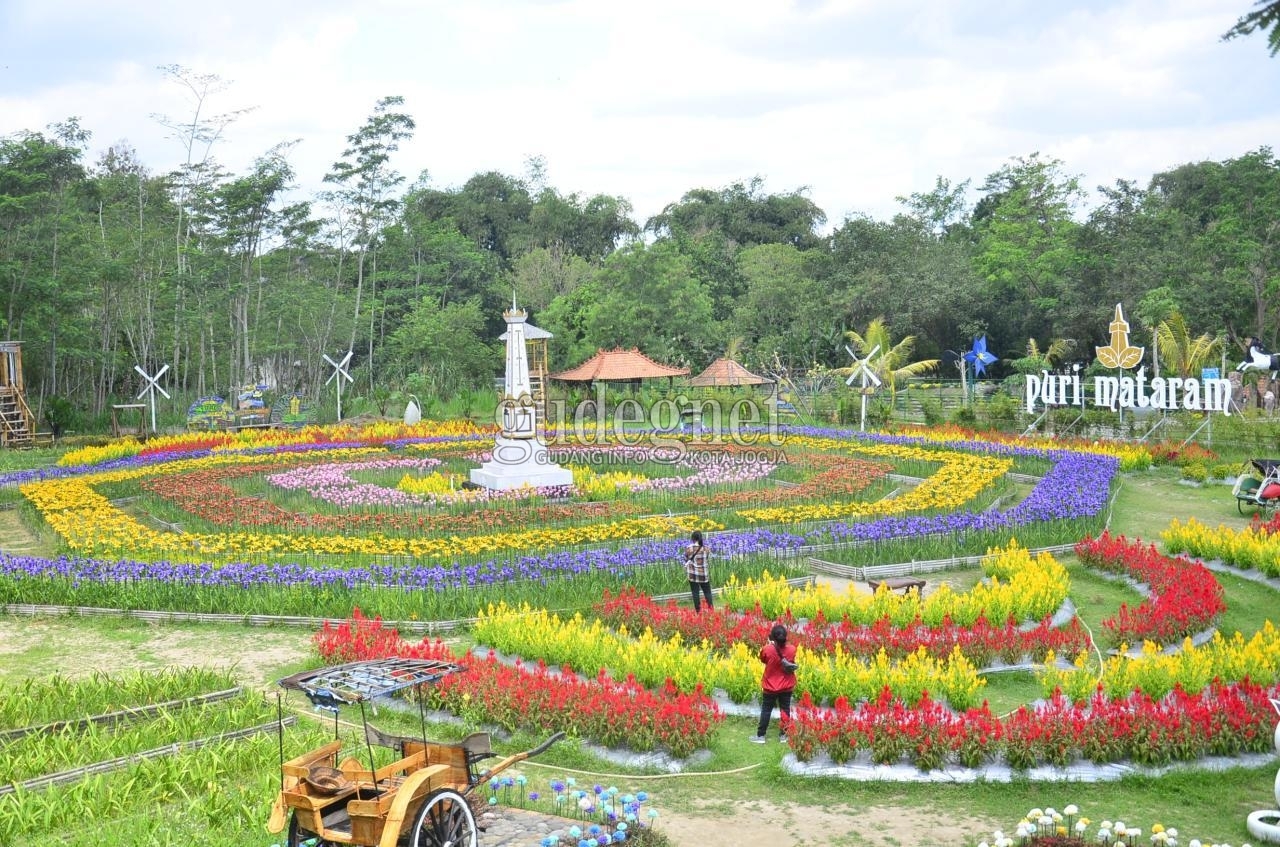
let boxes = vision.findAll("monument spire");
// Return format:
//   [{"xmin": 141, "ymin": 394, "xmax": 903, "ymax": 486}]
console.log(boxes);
[{"xmin": 471, "ymin": 298, "xmax": 573, "ymax": 490}]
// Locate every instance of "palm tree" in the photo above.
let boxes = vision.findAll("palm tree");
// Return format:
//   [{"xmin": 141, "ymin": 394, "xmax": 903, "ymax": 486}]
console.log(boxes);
[
  {"xmin": 1009, "ymin": 337, "xmax": 1075, "ymax": 374},
  {"xmin": 838, "ymin": 317, "xmax": 939, "ymax": 399},
  {"xmin": 1155, "ymin": 313, "xmax": 1221, "ymax": 378}
]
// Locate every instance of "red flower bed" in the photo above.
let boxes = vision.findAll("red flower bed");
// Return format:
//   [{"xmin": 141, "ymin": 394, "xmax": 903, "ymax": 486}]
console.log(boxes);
[
  {"xmin": 313, "ymin": 610, "xmax": 723, "ymax": 758},
  {"xmin": 142, "ymin": 462, "xmax": 636, "ymax": 534},
  {"xmin": 595, "ymin": 588, "xmax": 1090, "ymax": 666},
  {"xmin": 789, "ymin": 681, "xmax": 1279, "ymax": 770},
  {"xmin": 1073, "ymin": 532, "xmax": 1225, "ymax": 646},
  {"xmin": 683, "ymin": 454, "xmax": 890, "ymax": 508},
  {"xmin": 1251, "ymin": 510, "xmax": 1280, "ymax": 535}
]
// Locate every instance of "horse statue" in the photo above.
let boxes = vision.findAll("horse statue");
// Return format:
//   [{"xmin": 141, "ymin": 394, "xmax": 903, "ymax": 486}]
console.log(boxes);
[{"xmin": 1237, "ymin": 337, "xmax": 1280, "ymax": 379}]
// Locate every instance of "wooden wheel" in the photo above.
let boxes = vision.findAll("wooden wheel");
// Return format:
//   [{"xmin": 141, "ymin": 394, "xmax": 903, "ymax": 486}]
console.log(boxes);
[
  {"xmin": 287, "ymin": 810, "xmax": 343, "ymax": 847},
  {"xmin": 408, "ymin": 789, "xmax": 477, "ymax": 847}
]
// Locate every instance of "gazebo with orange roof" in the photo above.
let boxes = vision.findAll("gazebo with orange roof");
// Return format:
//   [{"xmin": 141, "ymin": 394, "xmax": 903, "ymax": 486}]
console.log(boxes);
[
  {"xmin": 551, "ymin": 348, "xmax": 689, "ymax": 385},
  {"xmin": 688, "ymin": 357, "xmax": 773, "ymax": 388}
]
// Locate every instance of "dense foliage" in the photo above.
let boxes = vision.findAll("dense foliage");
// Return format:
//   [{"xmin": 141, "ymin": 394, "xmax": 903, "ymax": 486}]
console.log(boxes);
[{"xmin": 3, "ymin": 82, "xmax": 1279, "ymax": 429}]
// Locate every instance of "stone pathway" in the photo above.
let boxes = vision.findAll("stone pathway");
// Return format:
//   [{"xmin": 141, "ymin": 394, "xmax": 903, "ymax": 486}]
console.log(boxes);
[{"xmin": 479, "ymin": 805, "xmax": 614, "ymax": 846}]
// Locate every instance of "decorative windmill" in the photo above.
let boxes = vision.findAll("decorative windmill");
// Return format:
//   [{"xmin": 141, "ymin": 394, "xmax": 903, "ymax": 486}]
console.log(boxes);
[
  {"xmin": 845, "ymin": 343, "xmax": 882, "ymax": 432},
  {"xmin": 961, "ymin": 335, "xmax": 999, "ymax": 402}
]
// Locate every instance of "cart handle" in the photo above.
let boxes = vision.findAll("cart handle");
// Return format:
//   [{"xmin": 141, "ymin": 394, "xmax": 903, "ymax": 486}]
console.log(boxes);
[
  {"xmin": 474, "ymin": 731, "xmax": 566, "ymax": 786},
  {"xmin": 528, "ymin": 730, "xmax": 566, "ymax": 758}
]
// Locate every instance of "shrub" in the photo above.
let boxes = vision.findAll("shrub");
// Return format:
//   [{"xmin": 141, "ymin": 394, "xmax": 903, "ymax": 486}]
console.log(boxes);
[
  {"xmin": 1181, "ymin": 462, "xmax": 1208, "ymax": 483},
  {"xmin": 920, "ymin": 398, "xmax": 944, "ymax": 426},
  {"xmin": 1211, "ymin": 462, "xmax": 1237, "ymax": 481}
]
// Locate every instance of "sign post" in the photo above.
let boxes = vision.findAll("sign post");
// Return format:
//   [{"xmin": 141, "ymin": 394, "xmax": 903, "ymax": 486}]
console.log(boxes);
[{"xmin": 134, "ymin": 364, "xmax": 171, "ymax": 434}]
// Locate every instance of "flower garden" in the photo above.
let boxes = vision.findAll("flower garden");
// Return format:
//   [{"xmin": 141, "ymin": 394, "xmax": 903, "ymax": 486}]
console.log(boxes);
[{"xmin": 2, "ymin": 419, "xmax": 1279, "ymax": 845}]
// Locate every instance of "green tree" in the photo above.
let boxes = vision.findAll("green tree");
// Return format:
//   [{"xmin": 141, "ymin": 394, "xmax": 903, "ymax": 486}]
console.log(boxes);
[
  {"xmin": 190, "ymin": 144, "xmax": 297, "ymax": 384},
  {"xmin": 1154, "ymin": 312, "xmax": 1221, "ymax": 379},
  {"xmin": 731, "ymin": 243, "xmax": 832, "ymax": 373},
  {"xmin": 1147, "ymin": 149, "xmax": 1280, "ymax": 343},
  {"xmin": 972, "ymin": 153, "xmax": 1085, "ymax": 344},
  {"xmin": 323, "ymin": 96, "xmax": 416, "ymax": 385},
  {"xmin": 512, "ymin": 245, "xmax": 593, "ymax": 314},
  {"xmin": 88, "ymin": 143, "xmax": 182, "ymax": 411},
  {"xmin": 646, "ymin": 177, "xmax": 827, "ymax": 249},
  {"xmin": 581, "ymin": 242, "xmax": 716, "ymax": 365},
  {"xmin": 828, "ymin": 214, "xmax": 983, "ymax": 361},
  {"xmin": 1223, "ymin": 0, "xmax": 1280, "ymax": 54},
  {"xmin": 386, "ymin": 296, "xmax": 497, "ymax": 397},
  {"xmin": 839, "ymin": 317, "xmax": 939, "ymax": 398}
]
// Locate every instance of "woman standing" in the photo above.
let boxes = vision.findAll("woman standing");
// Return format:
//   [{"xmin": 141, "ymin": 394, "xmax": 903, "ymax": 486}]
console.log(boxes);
[
  {"xmin": 683, "ymin": 529, "xmax": 713, "ymax": 612},
  {"xmin": 751, "ymin": 624, "xmax": 797, "ymax": 743}
]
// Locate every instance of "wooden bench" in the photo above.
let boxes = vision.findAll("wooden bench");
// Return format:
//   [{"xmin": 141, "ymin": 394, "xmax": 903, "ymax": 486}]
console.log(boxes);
[{"xmin": 867, "ymin": 577, "xmax": 926, "ymax": 595}]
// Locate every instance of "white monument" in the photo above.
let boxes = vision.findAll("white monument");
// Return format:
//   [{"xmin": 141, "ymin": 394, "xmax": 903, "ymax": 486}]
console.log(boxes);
[{"xmin": 470, "ymin": 299, "xmax": 573, "ymax": 490}]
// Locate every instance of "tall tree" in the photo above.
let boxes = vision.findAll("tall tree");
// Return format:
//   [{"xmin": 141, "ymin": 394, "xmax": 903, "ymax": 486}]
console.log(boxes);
[
  {"xmin": 190, "ymin": 144, "xmax": 297, "ymax": 386},
  {"xmin": 153, "ymin": 66, "xmax": 254, "ymax": 392},
  {"xmin": 646, "ymin": 177, "xmax": 827, "ymax": 250},
  {"xmin": 972, "ymin": 153, "xmax": 1085, "ymax": 344},
  {"xmin": 828, "ymin": 214, "xmax": 982, "ymax": 361},
  {"xmin": 323, "ymin": 96, "xmax": 416, "ymax": 388},
  {"xmin": 1148, "ymin": 149, "xmax": 1280, "ymax": 343},
  {"xmin": 732, "ymin": 243, "xmax": 833, "ymax": 373},
  {"xmin": 580, "ymin": 242, "xmax": 715, "ymax": 366}
]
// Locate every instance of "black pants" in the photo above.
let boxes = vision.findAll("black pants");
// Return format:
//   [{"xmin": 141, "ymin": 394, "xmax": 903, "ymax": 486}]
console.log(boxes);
[
  {"xmin": 756, "ymin": 689, "xmax": 793, "ymax": 737},
  {"xmin": 689, "ymin": 580, "xmax": 713, "ymax": 612}
]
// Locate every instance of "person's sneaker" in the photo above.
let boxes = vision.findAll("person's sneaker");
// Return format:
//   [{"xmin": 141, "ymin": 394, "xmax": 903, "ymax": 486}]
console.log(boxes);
[
  {"xmin": 779, "ymin": 734, "xmax": 789, "ymax": 743},
  {"xmin": 749, "ymin": 735, "xmax": 766, "ymax": 744}
]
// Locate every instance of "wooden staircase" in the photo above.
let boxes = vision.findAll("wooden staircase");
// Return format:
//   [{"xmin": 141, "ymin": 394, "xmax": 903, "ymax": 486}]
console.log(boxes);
[{"xmin": 0, "ymin": 387, "xmax": 34, "ymax": 447}]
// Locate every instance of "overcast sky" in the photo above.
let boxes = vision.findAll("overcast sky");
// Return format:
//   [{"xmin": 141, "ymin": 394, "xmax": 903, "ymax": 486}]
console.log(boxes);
[{"xmin": 1, "ymin": 0, "xmax": 1276, "ymax": 228}]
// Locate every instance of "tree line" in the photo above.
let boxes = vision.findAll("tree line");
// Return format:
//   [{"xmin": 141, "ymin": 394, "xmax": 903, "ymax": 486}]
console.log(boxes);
[{"xmin": 2, "ymin": 68, "xmax": 1278, "ymax": 429}]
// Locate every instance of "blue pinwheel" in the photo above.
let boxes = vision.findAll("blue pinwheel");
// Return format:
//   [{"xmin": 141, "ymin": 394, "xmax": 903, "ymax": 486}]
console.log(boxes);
[{"xmin": 963, "ymin": 335, "xmax": 998, "ymax": 377}]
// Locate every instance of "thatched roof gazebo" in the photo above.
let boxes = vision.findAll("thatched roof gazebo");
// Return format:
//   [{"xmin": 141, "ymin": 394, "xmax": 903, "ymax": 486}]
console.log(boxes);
[
  {"xmin": 551, "ymin": 348, "xmax": 689, "ymax": 385},
  {"xmin": 688, "ymin": 357, "xmax": 773, "ymax": 388}
]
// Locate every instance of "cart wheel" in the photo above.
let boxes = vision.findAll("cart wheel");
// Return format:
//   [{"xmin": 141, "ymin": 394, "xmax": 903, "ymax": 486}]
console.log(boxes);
[
  {"xmin": 409, "ymin": 789, "xmax": 478, "ymax": 847},
  {"xmin": 288, "ymin": 810, "xmax": 343, "ymax": 847}
]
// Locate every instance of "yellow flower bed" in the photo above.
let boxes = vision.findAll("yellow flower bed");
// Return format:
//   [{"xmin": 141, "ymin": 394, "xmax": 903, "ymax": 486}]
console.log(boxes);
[
  {"xmin": 1162, "ymin": 517, "xmax": 1280, "ymax": 576},
  {"xmin": 908, "ymin": 426, "xmax": 1153, "ymax": 471},
  {"xmin": 57, "ymin": 420, "xmax": 488, "ymax": 467},
  {"xmin": 735, "ymin": 438, "xmax": 1011, "ymax": 523},
  {"xmin": 722, "ymin": 540, "xmax": 1069, "ymax": 627},
  {"xmin": 1039, "ymin": 621, "xmax": 1280, "ymax": 702},
  {"xmin": 473, "ymin": 602, "xmax": 985, "ymax": 708}
]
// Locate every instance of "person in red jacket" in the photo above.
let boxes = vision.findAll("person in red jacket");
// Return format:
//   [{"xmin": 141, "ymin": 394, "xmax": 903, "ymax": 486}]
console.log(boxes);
[{"xmin": 750, "ymin": 624, "xmax": 798, "ymax": 743}]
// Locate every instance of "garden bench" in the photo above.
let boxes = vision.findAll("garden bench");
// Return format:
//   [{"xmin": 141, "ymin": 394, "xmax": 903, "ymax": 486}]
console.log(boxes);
[{"xmin": 867, "ymin": 577, "xmax": 926, "ymax": 595}]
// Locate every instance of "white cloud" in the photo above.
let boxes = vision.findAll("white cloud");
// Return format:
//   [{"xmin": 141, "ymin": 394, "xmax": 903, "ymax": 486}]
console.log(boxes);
[{"xmin": 1, "ymin": 0, "xmax": 1275, "ymax": 228}]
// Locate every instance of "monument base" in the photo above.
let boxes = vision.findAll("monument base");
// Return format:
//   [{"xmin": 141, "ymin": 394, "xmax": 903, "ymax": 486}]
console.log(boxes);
[{"xmin": 470, "ymin": 435, "xmax": 573, "ymax": 490}]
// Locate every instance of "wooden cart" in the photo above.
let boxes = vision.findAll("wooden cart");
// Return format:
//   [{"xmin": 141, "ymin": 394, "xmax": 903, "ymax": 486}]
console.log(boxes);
[{"xmin": 266, "ymin": 658, "xmax": 562, "ymax": 847}]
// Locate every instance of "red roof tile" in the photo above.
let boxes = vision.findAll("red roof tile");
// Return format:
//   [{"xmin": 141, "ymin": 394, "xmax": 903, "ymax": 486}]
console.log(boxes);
[
  {"xmin": 551, "ymin": 348, "xmax": 690, "ymax": 381},
  {"xmin": 688, "ymin": 357, "xmax": 772, "ymax": 387}
]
